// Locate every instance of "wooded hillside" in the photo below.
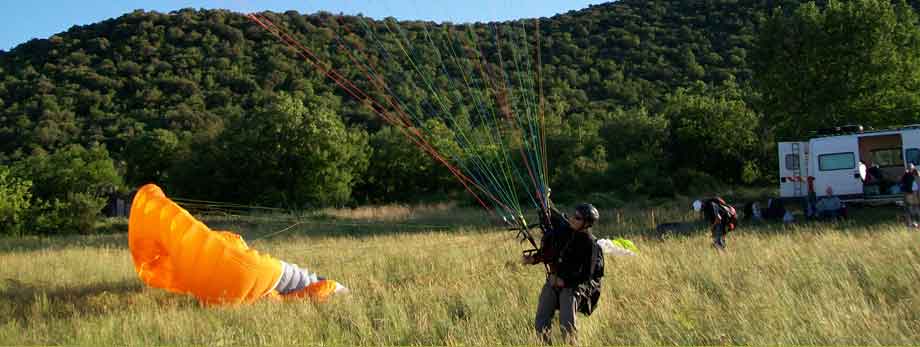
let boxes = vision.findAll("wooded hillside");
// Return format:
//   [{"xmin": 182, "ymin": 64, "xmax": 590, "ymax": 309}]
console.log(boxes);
[{"xmin": 2, "ymin": 0, "xmax": 919, "ymax": 234}]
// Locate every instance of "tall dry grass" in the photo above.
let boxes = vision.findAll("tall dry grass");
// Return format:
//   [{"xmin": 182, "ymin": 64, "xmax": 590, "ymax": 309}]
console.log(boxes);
[{"xmin": 2, "ymin": 204, "xmax": 919, "ymax": 345}]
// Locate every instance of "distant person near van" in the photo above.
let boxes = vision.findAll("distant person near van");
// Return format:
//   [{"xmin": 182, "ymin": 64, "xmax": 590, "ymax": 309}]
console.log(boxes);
[
  {"xmin": 762, "ymin": 198, "xmax": 787, "ymax": 221},
  {"xmin": 692, "ymin": 197, "xmax": 737, "ymax": 251},
  {"xmin": 815, "ymin": 186, "xmax": 845, "ymax": 219},
  {"xmin": 913, "ymin": 169, "xmax": 920, "ymax": 229},
  {"xmin": 901, "ymin": 165, "xmax": 920, "ymax": 228}
]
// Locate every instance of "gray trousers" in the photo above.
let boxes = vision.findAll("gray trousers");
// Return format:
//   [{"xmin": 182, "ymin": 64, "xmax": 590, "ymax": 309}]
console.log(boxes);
[
  {"xmin": 905, "ymin": 194, "xmax": 920, "ymax": 226},
  {"xmin": 712, "ymin": 222, "xmax": 727, "ymax": 250},
  {"xmin": 535, "ymin": 277, "xmax": 577, "ymax": 344}
]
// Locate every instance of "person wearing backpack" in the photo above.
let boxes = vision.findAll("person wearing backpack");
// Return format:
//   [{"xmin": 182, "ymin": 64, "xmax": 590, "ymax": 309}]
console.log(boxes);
[
  {"xmin": 521, "ymin": 202, "xmax": 603, "ymax": 345},
  {"xmin": 693, "ymin": 197, "xmax": 737, "ymax": 251}
]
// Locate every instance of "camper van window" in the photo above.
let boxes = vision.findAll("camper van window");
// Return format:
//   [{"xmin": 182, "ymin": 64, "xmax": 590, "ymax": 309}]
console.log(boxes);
[
  {"xmin": 907, "ymin": 148, "xmax": 920, "ymax": 166},
  {"xmin": 870, "ymin": 148, "xmax": 903, "ymax": 167},
  {"xmin": 818, "ymin": 152, "xmax": 855, "ymax": 171},
  {"xmin": 785, "ymin": 154, "xmax": 799, "ymax": 170}
]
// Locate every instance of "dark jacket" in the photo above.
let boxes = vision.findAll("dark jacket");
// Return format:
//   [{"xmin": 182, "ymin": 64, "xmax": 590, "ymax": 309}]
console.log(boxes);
[
  {"xmin": 537, "ymin": 207, "xmax": 596, "ymax": 288},
  {"xmin": 900, "ymin": 172, "xmax": 916, "ymax": 193}
]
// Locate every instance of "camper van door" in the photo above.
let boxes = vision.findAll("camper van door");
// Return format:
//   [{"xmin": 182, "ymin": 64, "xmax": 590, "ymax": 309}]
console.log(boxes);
[
  {"xmin": 778, "ymin": 141, "xmax": 809, "ymax": 198},
  {"xmin": 904, "ymin": 129, "xmax": 920, "ymax": 167},
  {"xmin": 810, "ymin": 136, "xmax": 862, "ymax": 196}
]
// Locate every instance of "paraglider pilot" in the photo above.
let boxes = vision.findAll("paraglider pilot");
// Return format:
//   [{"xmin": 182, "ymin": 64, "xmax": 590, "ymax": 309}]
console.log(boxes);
[{"xmin": 521, "ymin": 202, "xmax": 602, "ymax": 344}]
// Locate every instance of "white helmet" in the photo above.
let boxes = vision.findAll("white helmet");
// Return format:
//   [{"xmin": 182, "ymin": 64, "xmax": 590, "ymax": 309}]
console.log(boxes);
[{"xmin": 692, "ymin": 200, "xmax": 703, "ymax": 212}]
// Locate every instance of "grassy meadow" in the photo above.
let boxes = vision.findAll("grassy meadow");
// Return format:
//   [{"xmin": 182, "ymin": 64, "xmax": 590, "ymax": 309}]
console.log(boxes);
[{"xmin": 2, "ymin": 202, "xmax": 920, "ymax": 345}]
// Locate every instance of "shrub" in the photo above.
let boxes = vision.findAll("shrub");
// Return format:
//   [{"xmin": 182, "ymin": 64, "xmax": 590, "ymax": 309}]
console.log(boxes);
[
  {"xmin": 27, "ymin": 193, "xmax": 107, "ymax": 235},
  {"xmin": 11, "ymin": 144, "xmax": 122, "ymax": 235},
  {"xmin": 0, "ymin": 166, "xmax": 32, "ymax": 235}
]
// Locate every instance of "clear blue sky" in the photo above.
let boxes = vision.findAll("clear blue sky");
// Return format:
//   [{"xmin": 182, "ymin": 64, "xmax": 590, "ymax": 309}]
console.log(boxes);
[{"xmin": 0, "ymin": 0, "xmax": 606, "ymax": 51}]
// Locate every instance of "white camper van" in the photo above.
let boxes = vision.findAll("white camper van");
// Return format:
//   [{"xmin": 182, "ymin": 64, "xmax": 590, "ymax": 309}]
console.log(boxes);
[{"xmin": 778, "ymin": 125, "xmax": 920, "ymax": 202}]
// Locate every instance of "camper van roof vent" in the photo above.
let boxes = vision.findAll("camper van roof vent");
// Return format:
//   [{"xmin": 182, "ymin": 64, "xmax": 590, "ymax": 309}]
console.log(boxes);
[{"xmin": 815, "ymin": 124, "xmax": 864, "ymax": 136}]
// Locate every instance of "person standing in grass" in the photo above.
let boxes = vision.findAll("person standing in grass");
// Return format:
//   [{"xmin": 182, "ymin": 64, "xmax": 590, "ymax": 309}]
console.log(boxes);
[
  {"xmin": 522, "ymin": 202, "xmax": 602, "ymax": 345},
  {"xmin": 900, "ymin": 165, "xmax": 919, "ymax": 228},
  {"xmin": 693, "ymin": 197, "xmax": 737, "ymax": 251},
  {"xmin": 913, "ymin": 169, "xmax": 920, "ymax": 228}
]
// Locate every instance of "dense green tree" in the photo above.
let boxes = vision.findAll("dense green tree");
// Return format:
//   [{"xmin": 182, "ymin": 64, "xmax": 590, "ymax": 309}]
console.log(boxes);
[
  {"xmin": 0, "ymin": 165, "xmax": 32, "ymax": 235},
  {"xmin": 663, "ymin": 80, "xmax": 760, "ymax": 185},
  {"xmin": 12, "ymin": 144, "xmax": 122, "ymax": 201},
  {"xmin": 600, "ymin": 107, "xmax": 671, "ymax": 196},
  {"xmin": 356, "ymin": 125, "xmax": 458, "ymax": 203},
  {"xmin": 175, "ymin": 92, "xmax": 369, "ymax": 207},
  {"xmin": 753, "ymin": 0, "xmax": 920, "ymax": 137},
  {"xmin": 124, "ymin": 128, "xmax": 179, "ymax": 185},
  {"xmin": 10, "ymin": 144, "xmax": 122, "ymax": 234},
  {"xmin": 539, "ymin": 92, "xmax": 608, "ymax": 199}
]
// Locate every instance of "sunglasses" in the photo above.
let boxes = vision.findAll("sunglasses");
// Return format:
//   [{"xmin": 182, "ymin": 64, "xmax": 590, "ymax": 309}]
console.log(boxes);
[{"xmin": 573, "ymin": 215, "xmax": 584, "ymax": 221}]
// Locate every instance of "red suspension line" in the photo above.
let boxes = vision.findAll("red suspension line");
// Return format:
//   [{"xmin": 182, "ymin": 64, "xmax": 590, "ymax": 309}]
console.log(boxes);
[{"xmin": 248, "ymin": 13, "xmax": 518, "ymax": 216}]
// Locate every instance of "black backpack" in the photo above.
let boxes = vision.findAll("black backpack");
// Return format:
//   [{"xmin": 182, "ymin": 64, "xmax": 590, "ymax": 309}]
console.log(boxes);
[{"xmin": 576, "ymin": 237, "xmax": 604, "ymax": 316}]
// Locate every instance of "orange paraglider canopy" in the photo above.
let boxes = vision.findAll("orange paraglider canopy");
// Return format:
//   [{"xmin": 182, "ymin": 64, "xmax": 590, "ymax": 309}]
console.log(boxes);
[{"xmin": 128, "ymin": 184, "xmax": 339, "ymax": 305}]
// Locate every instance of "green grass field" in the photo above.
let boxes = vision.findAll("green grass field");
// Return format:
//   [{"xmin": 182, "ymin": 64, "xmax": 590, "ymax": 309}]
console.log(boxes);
[{"xmin": 2, "ymin": 203, "xmax": 920, "ymax": 345}]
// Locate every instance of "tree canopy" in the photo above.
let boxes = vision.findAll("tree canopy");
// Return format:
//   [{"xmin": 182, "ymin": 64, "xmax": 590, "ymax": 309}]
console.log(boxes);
[{"xmin": 753, "ymin": 0, "xmax": 920, "ymax": 138}]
